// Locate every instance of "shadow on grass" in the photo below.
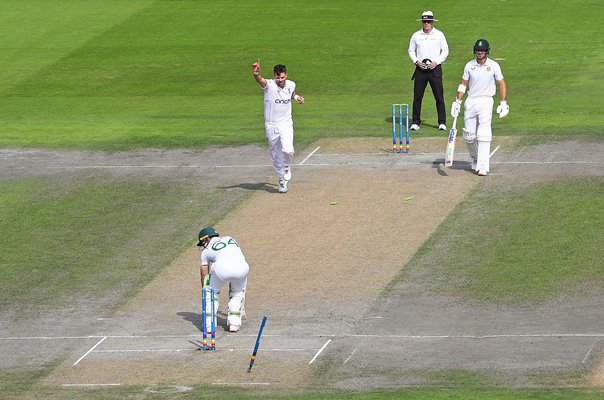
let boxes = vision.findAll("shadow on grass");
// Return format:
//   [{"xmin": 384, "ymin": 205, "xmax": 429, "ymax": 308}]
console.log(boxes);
[{"xmin": 221, "ymin": 182, "xmax": 279, "ymax": 193}]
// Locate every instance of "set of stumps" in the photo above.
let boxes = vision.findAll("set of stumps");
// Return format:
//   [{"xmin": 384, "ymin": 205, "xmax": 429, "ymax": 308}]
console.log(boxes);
[{"xmin": 201, "ymin": 287, "xmax": 268, "ymax": 372}]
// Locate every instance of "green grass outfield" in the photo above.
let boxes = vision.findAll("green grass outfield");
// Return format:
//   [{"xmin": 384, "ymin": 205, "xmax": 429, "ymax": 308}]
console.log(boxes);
[
  {"xmin": 1, "ymin": 1, "xmax": 603, "ymax": 399},
  {"xmin": 0, "ymin": 0, "xmax": 602, "ymax": 149}
]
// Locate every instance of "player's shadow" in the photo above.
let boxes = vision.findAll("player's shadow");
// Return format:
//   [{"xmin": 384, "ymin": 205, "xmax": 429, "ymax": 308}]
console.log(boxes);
[
  {"xmin": 177, "ymin": 311, "xmax": 228, "ymax": 332},
  {"xmin": 432, "ymin": 160, "xmax": 473, "ymax": 176},
  {"xmin": 383, "ymin": 116, "xmax": 438, "ymax": 130},
  {"xmin": 221, "ymin": 182, "xmax": 278, "ymax": 193},
  {"xmin": 177, "ymin": 311, "xmax": 202, "ymax": 331}
]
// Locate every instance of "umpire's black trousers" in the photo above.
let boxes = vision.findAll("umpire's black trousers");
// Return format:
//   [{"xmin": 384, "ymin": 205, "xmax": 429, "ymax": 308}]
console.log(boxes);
[{"xmin": 411, "ymin": 65, "xmax": 446, "ymax": 126}]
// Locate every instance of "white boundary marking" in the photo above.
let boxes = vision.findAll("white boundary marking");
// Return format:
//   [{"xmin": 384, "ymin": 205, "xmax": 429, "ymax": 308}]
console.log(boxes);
[
  {"xmin": 309, "ymin": 339, "xmax": 331, "ymax": 364},
  {"xmin": 73, "ymin": 336, "xmax": 106, "ymax": 366}
]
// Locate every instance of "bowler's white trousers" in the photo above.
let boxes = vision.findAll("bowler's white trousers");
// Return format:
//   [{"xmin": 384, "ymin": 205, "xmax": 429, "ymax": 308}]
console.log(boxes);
[{"xmin": 265, "ymin": 121, "xmax": 294, "ymax": 180}]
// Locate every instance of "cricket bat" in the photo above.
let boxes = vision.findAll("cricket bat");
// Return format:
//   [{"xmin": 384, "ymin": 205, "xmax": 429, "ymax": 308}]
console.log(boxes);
[{"xmin": 444, "ymin": 115, "xmax": 458, "ymax": 167}]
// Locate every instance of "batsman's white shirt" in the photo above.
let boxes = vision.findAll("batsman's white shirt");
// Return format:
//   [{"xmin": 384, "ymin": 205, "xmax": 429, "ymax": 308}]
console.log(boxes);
[
  {"xmin": 263, "ymin": 79, "xmax": 296, "ymax": 125},
  {"xmin": 462, "ymin": 58, "xmax": 504, "ymax": 98},
  {"xmin": 201, "ymin": 236, "xmax": 249, "ymax": 281}
]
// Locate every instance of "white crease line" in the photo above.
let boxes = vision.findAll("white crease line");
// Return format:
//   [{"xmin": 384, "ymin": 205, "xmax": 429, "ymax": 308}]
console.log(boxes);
[
  {"xmin": 49, "ymin": 165, "xmax": 204, "ymax": 169},
  {"xmin": 214, "ymin": 164, "xmax": 271, "ymax": 168},
  {"xmin": 73, "ymin": 336, "xmax": 107, "ymax": 366},
  {"xmin": 95, "ymin": 348, "xmax": 312, "ymax": 353},
  {"xmin": 213, "ymin": 382, "xmax": 270, "ymax": 386},
  {"xmin": 0, "ymin": 336, "xmax": 101, "ymax": 340},
  {"xmin": 583, "ymin": 342, "xmax": 598, "ymax": 364},
  {"xmin": 48, "ymin": 164, "xmax": 273, "ymax": 169},
  {"xmin": 309, "ymin": 339, "xmax": 332, "ymax": 364},
  {"xmin": 2, "ymin": 332, "xmax": 603, "ymax": 341},
  {"xmin": 348, "ymin": 333, "xmax": 604, "ymax": 339},
  {"xmin": 96, "ymin": 349, "xmax": 192, "ymax": 353},
  {"xmin": 495, "ymin": 161, "xmax": 602, "ymax": 164},
  {"xmin": 2, "ymin": 332, "xmax": 602, "ymax": 341},
  {"xmin": 343, "ymin": 346, "xmax": 358, "ymax": 364},
  {"xmin": 490, "ymin": 145, "xmax": 501, "ymax": 158},
  {"xmin": 0, "ymin": 333, "xmax": 276, "ymax": 340},
  {"xmin": 299, "ymin": 146, "xmax": 321, "ymax": 165},
  {"xmin": 63, "ymin": 383, "xmax": 120, "ymax": 387},
  {"xmin": 515, "ymin": 145, "xmax": 527, "ymax": 160}
]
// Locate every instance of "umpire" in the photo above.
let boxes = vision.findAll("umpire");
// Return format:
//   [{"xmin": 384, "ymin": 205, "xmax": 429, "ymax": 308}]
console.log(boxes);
[{"xmin": 407, "ymin": 10, "xmax": 449, "ymax": 131}]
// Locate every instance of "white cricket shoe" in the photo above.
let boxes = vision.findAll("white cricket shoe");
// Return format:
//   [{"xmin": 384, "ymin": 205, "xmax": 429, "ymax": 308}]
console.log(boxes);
[
  {"xmin": 284, "ymin": 165, "xmax": 291, "ymax": 181},
  {"xmin": 229, "ymin": 324, "xmax": 240, "ymax": 333},
  {"xmin": 278, "ymin": 179, "xmax": 288, "ymax": 193},
  {"xmin": 410, "ymin": 124, "xmax": 420, "ymax": 131},
  {"xmin": 438, "ymin": 124, "xmax": 447, "ymax": 130},
  {"xmin": 477, "ymin": 170, "xmax": 488, "ymax": 176}
]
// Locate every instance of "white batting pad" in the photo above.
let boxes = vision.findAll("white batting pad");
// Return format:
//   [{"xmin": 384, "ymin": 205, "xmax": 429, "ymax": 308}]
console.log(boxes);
[{"xmin": 477, "ymin": 140, "xmax": 491, "ymax": 173}]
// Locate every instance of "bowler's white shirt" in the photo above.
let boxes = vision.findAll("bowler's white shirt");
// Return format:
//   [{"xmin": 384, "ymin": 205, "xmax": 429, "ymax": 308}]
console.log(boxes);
[
  {"xmin": 263, "ymin": 79, "xmax": 296, "ymax": 124},
  {"xmin": 462, "ymin": 58, "xmax": 504, "ymax": 98}
]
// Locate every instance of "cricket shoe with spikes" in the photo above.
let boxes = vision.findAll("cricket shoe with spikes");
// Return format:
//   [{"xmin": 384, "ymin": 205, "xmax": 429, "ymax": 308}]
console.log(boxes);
[
  {"xmin": 478, "ymin": 170, "xmax": 488, "ymax": 176},
  {"xmin": 229, "ymin": 324, "xmax": 240, "ymax": 333},
  {"xmin": 278, "ymin": 179, "xmax": 288, "ymax": 193}
]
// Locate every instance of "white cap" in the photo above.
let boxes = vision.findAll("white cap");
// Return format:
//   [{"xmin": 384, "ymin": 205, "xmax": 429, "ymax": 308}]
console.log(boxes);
[{"xmin": 417, "ymin": 10, "xmax": 438, "ymax": 22}]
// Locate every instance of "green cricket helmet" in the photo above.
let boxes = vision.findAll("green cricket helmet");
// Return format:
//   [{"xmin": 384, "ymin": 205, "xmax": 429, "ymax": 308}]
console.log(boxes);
[
  {"xmin": 473, "ymin": 39, "xmax": 490, "ymax": 54},
  {"xmin": 197, "ymin": 227, "xmax": 219, "ymax": 246}
]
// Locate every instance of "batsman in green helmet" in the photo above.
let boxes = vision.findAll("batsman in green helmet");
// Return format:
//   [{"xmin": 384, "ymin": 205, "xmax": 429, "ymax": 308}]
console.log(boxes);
[
  {"xmin": 197, "ymin": 227, "xmax": 250, "ymax": 333},
  {"xmin": 450, "ymin": 38, "xmax": 508, "ymax": 176}
]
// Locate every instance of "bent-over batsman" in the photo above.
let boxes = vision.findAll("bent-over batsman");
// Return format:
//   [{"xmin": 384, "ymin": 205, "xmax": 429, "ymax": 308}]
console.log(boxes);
[{"xmin": 197, "ymin": 227, "xmax": 250, "ymax": 332}]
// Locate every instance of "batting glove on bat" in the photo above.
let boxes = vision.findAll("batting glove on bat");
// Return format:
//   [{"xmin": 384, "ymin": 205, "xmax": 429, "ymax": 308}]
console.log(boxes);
[
  {"xmin": 496, "ymin": 100, "xmax": 509, "ymax": 118},
  {"xmin": 450, "ymin": 99, "xmax": 462, "ymax": 117}
]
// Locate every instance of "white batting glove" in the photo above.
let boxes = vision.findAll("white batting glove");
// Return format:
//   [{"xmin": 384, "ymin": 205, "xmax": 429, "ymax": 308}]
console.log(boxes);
[
  {"xmin": 496, "ymin": 100, "xmax": 509, "ymax": 118},
  {"xmin": 450, "ymin": 99, "xmax": 462, "ymax": 117}
]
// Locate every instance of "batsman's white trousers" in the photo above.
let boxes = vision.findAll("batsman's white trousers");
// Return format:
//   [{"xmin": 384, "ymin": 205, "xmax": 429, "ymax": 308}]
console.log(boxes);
[
  {"xmin": 463, "ymin": 96, "xmax": 494, "ymax": 172},
  {"xmin": 265, "ymin": 121, "xmax": 294, "ymax": 180},
  {"xmin": 209, "ymin": 262, "xmax": 248, "ymax": 327}
]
